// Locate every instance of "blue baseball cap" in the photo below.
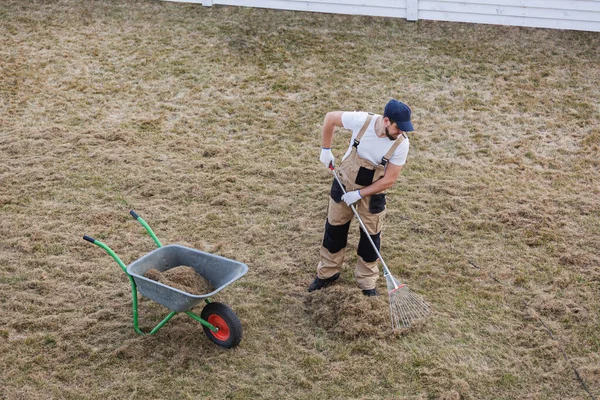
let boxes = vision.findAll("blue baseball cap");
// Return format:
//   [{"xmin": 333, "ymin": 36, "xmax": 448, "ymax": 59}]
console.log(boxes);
[{"xmin": 384, "ymin": 99, "xmax": 414, "ymax": 132}]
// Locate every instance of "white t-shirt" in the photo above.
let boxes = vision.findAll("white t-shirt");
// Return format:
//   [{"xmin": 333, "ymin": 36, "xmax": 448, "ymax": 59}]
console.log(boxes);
[{"xmin": 341, "ymin": 111, "xmax": 409, "ymax": 166}]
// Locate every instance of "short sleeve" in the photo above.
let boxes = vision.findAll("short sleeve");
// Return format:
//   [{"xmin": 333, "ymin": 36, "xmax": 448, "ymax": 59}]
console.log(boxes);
[
  {"xmin": 388, "ymin": 138, "xmax": 410, "ymax": 166},
  {"xmin": 341, "ymin": 111, "xmax": 370, "ymax": 132}
]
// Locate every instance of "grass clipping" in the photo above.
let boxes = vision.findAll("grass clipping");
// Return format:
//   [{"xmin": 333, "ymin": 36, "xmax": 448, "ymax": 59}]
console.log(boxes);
[
  {"xmin": 306, "ymin": 285, "xmax": 390, "ymax": 339},
  {"xmin": 144, "ymin": 266, "xmax": 213, "ymax": 295}
]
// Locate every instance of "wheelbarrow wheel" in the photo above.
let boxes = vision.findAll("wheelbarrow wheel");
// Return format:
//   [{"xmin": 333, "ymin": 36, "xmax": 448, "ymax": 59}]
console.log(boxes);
[{"xmin": 201, "ymin": 302, "xmax": 242, "ymax": 348}]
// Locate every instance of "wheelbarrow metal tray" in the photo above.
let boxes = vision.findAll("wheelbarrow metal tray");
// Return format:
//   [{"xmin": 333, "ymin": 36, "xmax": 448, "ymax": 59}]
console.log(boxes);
[{"xmin": 127, "ymin": 244, "xmax": 248, "ymax": 312}]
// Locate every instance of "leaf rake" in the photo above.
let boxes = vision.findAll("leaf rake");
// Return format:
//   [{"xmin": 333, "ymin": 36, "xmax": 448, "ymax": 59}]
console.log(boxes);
[{"xmin": 332, "ymin": 168, "xmax": 430, "ymax": 329}]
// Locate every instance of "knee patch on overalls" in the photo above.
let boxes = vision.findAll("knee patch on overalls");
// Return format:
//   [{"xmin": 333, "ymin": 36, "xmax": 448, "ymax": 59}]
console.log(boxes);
[
  {"xmin": 358, "ymin": 229, "xmax": 381, "ymax": 262},
  {"xmin": 323, "ymin": 220, "xmax": 351, "ymax": 254}
]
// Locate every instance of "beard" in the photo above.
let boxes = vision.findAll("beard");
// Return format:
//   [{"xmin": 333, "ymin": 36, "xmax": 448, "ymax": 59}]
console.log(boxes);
[{"xmin": 385, "ymin": 126, "xmax": 397, "ymax": 141}]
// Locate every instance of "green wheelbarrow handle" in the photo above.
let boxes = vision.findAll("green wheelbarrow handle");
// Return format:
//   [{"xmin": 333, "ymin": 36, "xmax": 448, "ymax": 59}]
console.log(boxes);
[{"xmin": 130, "ymin": 210, "xmax": 162, "ymax": 248}]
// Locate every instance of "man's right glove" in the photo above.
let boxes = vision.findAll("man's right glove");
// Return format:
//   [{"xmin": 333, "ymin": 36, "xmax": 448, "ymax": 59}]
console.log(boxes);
[
  {"xmin": 341, "ymin": 190, "xmax": 362, "ymax": 206},
  {"xmin": 319, "ymin": 147, "xmax": 335, "ymax": 168}
]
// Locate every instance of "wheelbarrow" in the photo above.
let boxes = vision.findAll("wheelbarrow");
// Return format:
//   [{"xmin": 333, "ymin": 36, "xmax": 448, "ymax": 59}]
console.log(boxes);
[{"xmin": 83, "ymin": 210, "xmax": 248, "ymax": 348}]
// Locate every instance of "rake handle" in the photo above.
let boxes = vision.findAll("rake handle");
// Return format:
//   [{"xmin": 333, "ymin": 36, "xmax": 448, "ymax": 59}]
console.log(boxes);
[{"xmin": 330, "ymin": 166, "xmax": 396, "ymax": 285}]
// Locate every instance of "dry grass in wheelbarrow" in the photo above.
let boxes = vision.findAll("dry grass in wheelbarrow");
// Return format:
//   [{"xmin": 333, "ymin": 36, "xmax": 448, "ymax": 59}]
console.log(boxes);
[{"xmin": 144, "ymin": 266, "xmax": 214, "ymax": 295}]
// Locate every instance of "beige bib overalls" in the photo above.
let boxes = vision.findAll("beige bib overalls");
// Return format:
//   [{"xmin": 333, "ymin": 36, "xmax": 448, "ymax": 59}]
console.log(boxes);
[{"xmin": 317, "ymin": 114, "xmax": 406, "ymax": 290}]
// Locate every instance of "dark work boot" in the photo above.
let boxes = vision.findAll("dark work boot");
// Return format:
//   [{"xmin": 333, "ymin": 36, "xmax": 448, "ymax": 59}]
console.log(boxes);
[
  {"xmin": 308, "ymin": 273, "xmax": 340, "ymax": 292},
  {"xmin": 362, "ymin": 288, "xmax": 379, "ymax": 297}
]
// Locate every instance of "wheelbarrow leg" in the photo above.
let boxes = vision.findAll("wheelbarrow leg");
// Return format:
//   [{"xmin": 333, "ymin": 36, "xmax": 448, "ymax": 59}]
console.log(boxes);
[
  {"xmin": 84, "ymin": 236, "xmax": 179, "ymax": 336},
  {"xmin": 184, "ymin": 311, "xmax": 218, "ymax": 332},
  {"xmin": 131, "ymin": 284, "xmax": 178, "ymax": 335}
]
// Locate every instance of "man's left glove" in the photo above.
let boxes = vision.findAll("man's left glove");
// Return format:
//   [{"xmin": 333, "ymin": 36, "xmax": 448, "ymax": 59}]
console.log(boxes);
[{"xmin": 341, "ymin": 190, "xmax": 362, "ymax": 206}]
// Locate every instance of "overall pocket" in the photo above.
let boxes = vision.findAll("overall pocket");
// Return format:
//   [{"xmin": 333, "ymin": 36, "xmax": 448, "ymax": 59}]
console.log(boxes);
[
  {"xmin": 330, "ymin": 178, "xmax": 346, "ymax": 203},
  {"xmin": 355, "ymin": 166, "xmax": 375, "ymax": 186},
  {"xmin": 369, "ymin": 193, "xmax": 386, "ymax": 214}
]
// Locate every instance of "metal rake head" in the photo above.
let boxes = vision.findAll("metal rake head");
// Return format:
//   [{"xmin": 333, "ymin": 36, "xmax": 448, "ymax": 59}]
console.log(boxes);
[{"xmin": 385, "ymin": 275, "xmax": 431, "ymax": 329}]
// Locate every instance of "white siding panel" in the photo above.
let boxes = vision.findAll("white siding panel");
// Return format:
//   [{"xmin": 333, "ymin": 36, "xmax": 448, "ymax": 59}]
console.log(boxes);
[
  {"xmin": 285, "ymin": 0, "xmax": 406, "ymax": 6},
  {"xmin": 419, "ymin": 1, "xmax": 600, "ymax": 31},
  {"xmin": 419, "ymin": 1, "xmax": 600, "ymax": 22},
  {"xmin": 425, "ymin": 0, "xmax": 600, "ymax": 12},
  {"xmin": 162, "ymin": 0, "xmax": 600, "ymax": 31},
  {"xmin": 166, "ymin": 0, "xmax": 402, "ymax": 4},
  {"xmin": 215, "ymin": 0, "xmax": 408, "ymax": 17},
  {"xmin": 420, "ymin": 10, "xmax": 600, "ymax": 31}
]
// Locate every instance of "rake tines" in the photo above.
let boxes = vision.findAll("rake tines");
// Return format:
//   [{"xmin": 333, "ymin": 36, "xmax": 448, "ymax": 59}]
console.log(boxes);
[{"xmin": 386, "ymin": 274, "xmax": 431, "ymax": 329}]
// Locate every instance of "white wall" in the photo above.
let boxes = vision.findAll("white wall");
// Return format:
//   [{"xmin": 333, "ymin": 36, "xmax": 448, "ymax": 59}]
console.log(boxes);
[
  {"xmin": 417, "ymin": 0, "xmax": 600, "ymax": 32},
  {"xmin": 164, "ymin": 0, "xmax": 600, "ymax": 32},
  {"xmin": 177, "ymin": 0, "xmax": 410, "ymax": 18}
]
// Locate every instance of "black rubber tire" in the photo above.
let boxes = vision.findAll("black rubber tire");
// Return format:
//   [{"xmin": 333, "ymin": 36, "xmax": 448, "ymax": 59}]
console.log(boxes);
[{"xmin": 200, "ymin": 302, "xmax": 243, "ymax": 348}]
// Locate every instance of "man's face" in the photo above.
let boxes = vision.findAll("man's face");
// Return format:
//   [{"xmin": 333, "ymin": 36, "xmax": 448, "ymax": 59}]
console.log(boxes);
[{"xmin": 385, "ymin": 122, "xmax": 404, "ymax": 141}]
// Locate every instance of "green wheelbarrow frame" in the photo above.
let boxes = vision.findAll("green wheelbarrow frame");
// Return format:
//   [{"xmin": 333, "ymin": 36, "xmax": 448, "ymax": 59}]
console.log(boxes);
[{"xmin": 83, "ymin": 210, "xmax": 247, "ymax": 348}]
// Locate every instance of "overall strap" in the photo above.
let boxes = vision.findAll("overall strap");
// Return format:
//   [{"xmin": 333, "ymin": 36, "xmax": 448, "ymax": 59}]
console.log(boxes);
[
  {"xmin": 380, "ymin": 133, "xmax": 407, "ymax": 167},
  {"xmin": 352, "ymin": 113, "xmax": 374, "ymax": 148}
]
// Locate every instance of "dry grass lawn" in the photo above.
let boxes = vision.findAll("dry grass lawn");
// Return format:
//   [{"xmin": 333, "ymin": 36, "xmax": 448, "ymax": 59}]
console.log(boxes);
[{"xmin": 1, "ymin": 1, "xmax": 599, "ymax": 399}]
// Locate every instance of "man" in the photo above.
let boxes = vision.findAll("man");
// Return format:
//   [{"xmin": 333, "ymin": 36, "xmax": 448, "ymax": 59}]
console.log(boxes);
[{"xmin": 308, "ymin": 99, "xmax": 413, "ymax": 296}]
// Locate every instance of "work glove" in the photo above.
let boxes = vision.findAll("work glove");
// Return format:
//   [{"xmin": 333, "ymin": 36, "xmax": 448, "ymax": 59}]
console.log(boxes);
[
  {"xmin": 342, "ymin": 190, "xmax": 362, "ymax": 206},
  {"xmin": 319, "ymin": 147, "xmax": 335, "ymax": 168}
]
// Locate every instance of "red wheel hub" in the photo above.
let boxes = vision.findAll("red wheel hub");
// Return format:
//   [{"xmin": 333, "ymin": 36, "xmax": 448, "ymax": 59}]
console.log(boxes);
[{"xmin": 207, "ymin": 314, "xmax": 230, "ymax": 341}]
